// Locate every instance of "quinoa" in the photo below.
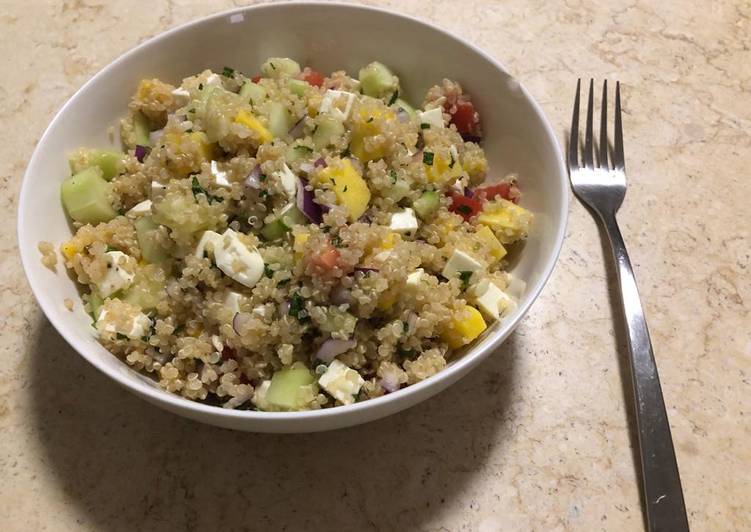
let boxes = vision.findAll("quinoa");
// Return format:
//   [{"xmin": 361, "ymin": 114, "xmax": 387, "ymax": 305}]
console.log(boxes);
[{"xmin": 50, "ymin": 58, "xmax": 533, "ymax": 411}]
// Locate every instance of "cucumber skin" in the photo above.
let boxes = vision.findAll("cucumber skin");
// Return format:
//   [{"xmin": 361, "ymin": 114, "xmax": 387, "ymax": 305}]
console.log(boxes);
[
  {"xmin": 413, "ymin": 190, "xmax": 440, "ymax": 219},
  {"xmin": 134, "ymin": 216, "xmax": 169, "ymax": 265},
  {"xmin": 312, "ymin": 115, "xmax": 345, "ymax": 149},
  {"xmin": 358, "ymin": 61, "xmax": 396, "ymax": 98},
  {"xmin": 267, "ymin": 102, "xmax": 292, "ymax": 138},
  {"xmin": 289, "ymin": 79, "xmax": 309, "ymax": 97},
  {"xmin": 239, "ymin": 81, "xmax": 267, "ymax": 106},
  {"xmin": 133, "ymin": 112, "xmax": 151, "ymax": 146},
  {"xmin": 266, "ymin": 367, "xmax": 315, "ymax": 409},
  {"xmin": 261, "ymin": 58, "xmax": 301, "ymax": 79}
]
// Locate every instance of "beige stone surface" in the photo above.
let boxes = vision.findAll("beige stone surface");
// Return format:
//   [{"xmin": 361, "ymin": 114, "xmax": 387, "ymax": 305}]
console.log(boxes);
[{"xmin": 1, "ymin": 0, "xmax": 749, "ymax": 530}]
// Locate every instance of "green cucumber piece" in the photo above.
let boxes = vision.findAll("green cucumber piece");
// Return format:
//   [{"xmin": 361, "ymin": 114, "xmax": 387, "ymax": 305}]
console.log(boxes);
[
  {"xmin": 312, "ymin": 115, "xmax": 345, "ymax": 150},
  {"xmin": 358, "ymin": 61, "xmax": 397, "ymax": 98},
  {"xmin": 260, "ymin": 205, "xmax": 306, "ymax": 241},
  {"xmin": 133, "ymin": 111, "xmax": 151, "ymax": 146},
  {"xmin": 413, "ymin": 190, "xmax": 440, "ymax": 219},
  {"xmin": 385, "ymin": 179, "xmax": 411, "ymax": 202},
  {"xmin": 285, "ymin": 144, "xmax": 314, "ymax": 163},
  {"xmin": 267, "ymin": 101, "xmax": 293, "ymax": 138},
  {"xmin": 134, "ymin": 216, "xmax": 169, "ymax": 264},
  {"xmin": 69, "ymin": 149, "xmax": 125, "ymax": 181},
  {"xmin": 261, "ymin": 57, "xmax": 301, "ymax": 79},
  {"xmin": 123, "ymin": 268, "xmax": 165, "ymax": 311},
  {"xmin": 394, "ymin": 98, "xmax": 417, "ymax": 121},
  {"xmin": 239, "ymin": 81, "xmax": 267, "ymax": 106},
  {"xmin": 61, "ymin": 167, "xmax": 117, "ymax": 224},
  {"xmin": 88, "ymin": 291, "xmax": 103, "ymax": 320},
  {"xmin": 289, "ymin": 79, "xmax": 309, "ymax": 97},
  {"xmin": 266, "ymin": 367, "xmax": 315, "ymax": 410}
]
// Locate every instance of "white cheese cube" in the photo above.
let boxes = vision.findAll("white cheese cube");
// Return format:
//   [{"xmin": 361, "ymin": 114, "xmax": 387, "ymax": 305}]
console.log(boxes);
[
  {"xmin": 171, "ymin": 87, "xmax": 191, "ymax": 99},
  {"xmin": 126, "ymin": 199, "xmax": 152, "ymax": 217},
  {"xmin": 419, "ymin": 107, "xmax": 445, "ymax": 128},
  {"xmin": 210, "ymin": 160, "xmax": 231, "ymax": 188},
  {"xmin": 442, "ymin": 249, "xmax": 483, "ymax": 281},
  {"xmin": 473, "ymin": 281, "xmax": 515, "ymax": 321},
  {"xmin": 320, "ymin": 90, "xmax": 356, "ymax": 121},
  {"xmin": 505, "ymin": 273, "xmax": 526, "ymax": 300},
  {"xmin": 205, "ymin": 73, "xmax": 222, "ymax": 86},
  {"xmin": 406, "ymin": 268, "xmax": 425, "ymax": 287},
  {"xmin": 389, "ymin": 208, "xmax": 419, "ymax": 233},
  {"xmin": 96, "ymin": 308, "xmax": 151, "ymax": 340},
  {"xmin": 318, "ymin": 359, "xmax": 365, "ymax": 405},
  {"xmin": 151, "ymin": 181, "xmax": 167, "ymax": 199},
  {"xmin": 274, "ymin": 164, "xmax": 298, "ymax": 198},
  {"xmin": 98, "ymin": 251, "xmax": 136, "ymax": 297},
  {"xmin": 212, "ymin": 229, "xmax": 265, "ymax": 288},
  {"xmin": 224, "ymin": 291, "xmax": 243, "ymax": 314}
]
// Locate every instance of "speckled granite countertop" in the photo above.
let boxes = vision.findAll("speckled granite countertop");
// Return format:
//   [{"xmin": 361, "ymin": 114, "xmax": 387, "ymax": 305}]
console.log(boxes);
[{"xmin": 1, "ymin": 1, "xmax": 749, "ymax": 530}]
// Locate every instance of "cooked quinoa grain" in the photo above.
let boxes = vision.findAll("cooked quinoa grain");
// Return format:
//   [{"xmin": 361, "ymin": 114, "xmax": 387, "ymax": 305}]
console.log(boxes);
[{"xmin": 50, "ymin": 58, "xmax": 532, "ymax": 411}]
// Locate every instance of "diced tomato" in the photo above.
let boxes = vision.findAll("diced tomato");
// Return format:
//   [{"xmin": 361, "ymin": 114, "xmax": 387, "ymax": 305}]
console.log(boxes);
[
  {"xmin": 310, "ymin": 244, "xmax": 341, "ymax": 270},
  {"xmin": 448, "ymin": 100, "xmax": 480, "ymax": 137},
  {"xmin": 251, "ymin": 75, "xmax": 262, "ymax": 83},
  {"xmin": 448, "ymin": 192, "xmax": 483, "ymax": 221},
  {"xmin": 474, "ymin": 182, "xmax": 520, "ymax": 203},
  {"xmin": 301, "ymin": 69, "xmax": 325, "ymax": 88}
]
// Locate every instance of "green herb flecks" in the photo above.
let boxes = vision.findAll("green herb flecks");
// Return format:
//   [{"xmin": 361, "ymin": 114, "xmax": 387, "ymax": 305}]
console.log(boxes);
[
  {"xmin": 389, "ymin": 170, "xmax": 397, "ymax": 184},
  {"xmin": 191, "ymin": 176, "xmax": 223, "ymax": 204},
  {"xmin": 458, "ymin": 270, "xmax": 473, "ymax": 291},
  {"xmin": 420, "ymin": 123, "xmax": 430, "ymax": 130},
  {"xmin": 264, "ymin": 264, "xmax": 274, "ymax": 279},
  {"xmin": 222, "ymin": 66, "xmax": 235, "ymax": 77},
  {"xmin": 288, "ymin": 292, "xmax": 309, "ymax": 322},
  {"xmin": 388, "ymin": 90, "xmax": 399, "ymax": 106},
  {"xmin": 456, "ymin": 204, "xmax": 472, "ymax": 216},
  {"xmin": 423, "ymin": 151, "xmax": 434, "ymax": 165}
]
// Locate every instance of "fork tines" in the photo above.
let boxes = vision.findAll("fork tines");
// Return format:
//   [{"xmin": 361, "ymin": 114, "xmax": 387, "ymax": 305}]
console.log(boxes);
[{"xmin": 569, "ymin": 79, "xmax": 624, "ymax": 172}]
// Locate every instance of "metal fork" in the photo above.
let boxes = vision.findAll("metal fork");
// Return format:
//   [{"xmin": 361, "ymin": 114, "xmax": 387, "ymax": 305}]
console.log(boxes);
[{"xmin": 569, "ymin": 80, "xmax": 689, "ymax": 532}]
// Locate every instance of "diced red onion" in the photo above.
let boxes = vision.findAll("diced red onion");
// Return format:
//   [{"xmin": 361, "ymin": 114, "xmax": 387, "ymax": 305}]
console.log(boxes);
[
  {"xmin": 461, "ymin": 133, "xmax": 483, "ymax": 143},
  {"xmin": 149, "ymin": 129, "xmax": 164, "ymax": 145},
  {"xmin": 313, "ymin": 157, "xmax": 327, "ymax": 168},
  {"xmin": 316, "ymin": 337, "xmax": 356, "ymax": 363},
  {"xmin": 411, "ymin": 148, "xmax": 423, "ymax": 163},
  {"xmin": 299, "ymin": 162, "xmax": 315, "ymax": 174},
  {"xmin": 464, "ymin": 187, "xmax": 474, "ymax": 198},
  {"xmin": 232, "ymin": 312, "xmax": 249, "ymax": 335},
  {"xmin": 279, "ymin": 300, "xmax": 290, "ymax": 315},
  {"xmin": 396, "ymin": 109, "xmax": 410, "ymax": 123},
  {"xmin": 296, "ymin": 177, "xmax": 323, "ymax": 224},
  {"xmin": 381, "ymin": 374, "xmax": 401, "ymax": 393},
  {"xmin": 135, "ymin": 145, "xmax": 149, "ymax": 163},
  {"xmin": 245, "ymin": 165, "xmax": 262, "ymax": 189},
  {"xmin": 415, "ymin": 134, "xmax": 425, "ymax": 151},
  {"xmin": 289, "ymin": 117, "xmax": 306, "ymax": 139},
  {"xmin": 330, "ymin": 284, "xmax": 352, "ymax": 305}
]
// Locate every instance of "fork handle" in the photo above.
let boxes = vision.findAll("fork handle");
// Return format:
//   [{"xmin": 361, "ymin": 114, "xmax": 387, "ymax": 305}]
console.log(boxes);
[{"xmin": 601, "ymin": 212, "xmax": 689, "ymax": 532}]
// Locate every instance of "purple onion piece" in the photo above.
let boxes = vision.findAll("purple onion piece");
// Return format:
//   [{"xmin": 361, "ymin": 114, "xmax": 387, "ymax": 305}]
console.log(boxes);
[
  {"xmin": 411, "ymin": 148, "xmax": 423, "ymax": 163},
  {"xmin": 415, "ymin": 134, "xmax": 425, "ymax": 152},
  {"xmin": 396, "ymin": 109, "xmax": 410, "ymax": 123},
  {"xmin": 319, "ymin": 203, "xmax": 331, "ymax": 214},
  {"xmin": 134, "ymin": 145, "xmax": 149, "ymax": 163},
  {"xmin": 461, "ymin": 133, "xmax": 483, "ymax": 143},
  {"xmin": 245, "ymin": 165, "xmax": 262, "ymax": 189},
  {"xmin": 232, "ymin": 312, "xmax": 245, "ymax": 335},
  {"xmin": 299, "ymin": 162, "xmax": 314, "ymax": 174},
  {"xmin": 313, "ymin": 157, "xmax": 327, "ymax": 168},
  {"xmin": 279, "ymin": 300, "xmax": 290, "ymax": 315},
  {"xmin": 296, "ymin": 177, "xmax": 323, "ymax": 224},
  {"xmin": 464, "ymin": 187, "xmax": 474, "ymax": 198},
  {"xmin": 330, "ymin": 284, "xmax": 352, "ymax": 305},
  {"xmin": 289, "ymin": 116, "xmax": 306, "ymax": 139},
  {"xmin": 380, "ymin": 375, "xmax": 401, "ymax": 393},
  {"xmin": 316, "ymin": 337, "xmax": 356, "ymax": 363}
]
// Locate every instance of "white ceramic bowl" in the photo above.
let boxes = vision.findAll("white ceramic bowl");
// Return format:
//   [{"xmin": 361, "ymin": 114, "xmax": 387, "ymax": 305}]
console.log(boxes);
[{"xmin": 18, "ymin": 2, "xmax": 567, "ymax": 432}]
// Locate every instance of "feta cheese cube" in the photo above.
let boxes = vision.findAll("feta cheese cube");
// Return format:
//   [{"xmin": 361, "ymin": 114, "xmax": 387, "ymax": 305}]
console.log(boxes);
[
  {"xmin": 212, "ymin": 229, "xmax": 265, "ymax": 288},
  {"xmin": 205, "ymin": 73, "xmax": 222, "ymax": 86},
  {"xmin": 126, "ymin": 199, "xmax": 152, "ymax": 217},
  {"xmin": 96, "ymin": 308, "xmax": 151, "ymax": 340},
  {"xmin": 171, "ymin": 87, "xmax": 190, "ymax": 99},
  {"xmin": 151, "ymin": 181, "xmax": 167, "ymax": 199},
  {"xmin": 389, "ymin": 207, "xmax": 419, "ymax": 233},
  {"xmin": 318, "ymin": 359, "xmax": 365, "ymax": 405},
  {"xmin": 442, "ymin": 250, "xmax": 483, "ymax": 281},
  {"xmin": 98, "ymin": 251, "xmax": 136, "ymax": 297},
  {"xmin": 210, "ymin": 160, "xmax": 231, "ymax": 188},
  {"xmin": 473, "ymin": 280, "xmax": 516, "ymax": 321},
  {"xmin": 406, "ymin": 268, "xmax": 425, "ymax": 287},
  {"xmin": 274, "ymin": 164, "xmax": 298, "ymax": 198},
  {"xmin": 224, "ymin": 291, "xmax": 243, "ymax": 314},
  {"xmin": 419, "ymin": 107, "xmax": 445, "ymax": 129},
  {"xmin": 320, "ymin": 90, "xmax": 356, "ymax": 121}
]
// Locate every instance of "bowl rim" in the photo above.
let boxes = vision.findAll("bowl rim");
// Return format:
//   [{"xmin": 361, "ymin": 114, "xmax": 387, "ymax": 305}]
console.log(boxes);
[{"xmin": 17, "ymin": 1, "xmax": 569, "ymax": 423}]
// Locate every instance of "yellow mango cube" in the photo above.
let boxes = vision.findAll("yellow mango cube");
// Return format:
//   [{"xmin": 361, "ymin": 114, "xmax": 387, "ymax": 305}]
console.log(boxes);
[
  {"xmin": 61, "ymin": 241, "xmax": 79, "ymax": 259},
  {"xmin": 163, "ymin": 131, "xmax": 213, "ymax": 177},
  {"xmin": 377, "ymin": 287, "xmax": 399, "ymax": 311},
  {"xmin": 293, "ymin": 232, "xmax": 310, "ymax": 259},
  {"xmin": 476, "ymin": 199, "xmax": 533, "ymax": 244},
  {"xmin": 316, "ymin": 159, "xmax": 371, "ymax": 221},
  {"xmin": 475, "ymin": 225, "xmax": 507, "ymax": 264},
  {"xmin": 234, "ymin": 109, "xmax": 273, "ymax": 144},
  {"xmin": 349, "ymin": 107, "xmax": 394, "ymax": 162},
  {"xmin": 441, "ymin": 305, "xmax": 487, "ymax": 349},
  {"xmin": 424, "ymin": 152, "xmax": 463, "ymax": 184}
]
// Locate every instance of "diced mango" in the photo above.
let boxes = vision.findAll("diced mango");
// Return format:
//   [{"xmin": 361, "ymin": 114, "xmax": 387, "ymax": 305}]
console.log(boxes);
[
  {"xmin": 316, "ymin": 159, "xmax": 371, "ymax": 221},
  {"xmin": 293, "ymin": 231, "xmax": 310, "ymax": 259},
  {"xmin": 476, "ymin": 199, "xmax": 533, "ymax": 244},
  {"xmin": 364, "ymin": 231, "xmax": 400, "ymax": 255},
  {"xmin": 61, "ymin": 241, "xmax": 79, "ymax": 259},
  {"xmin": 234, "ymin": 109, "xmax": 273, "ymax": 144},
  {"xmin": 377, "ymin": 287, "xmax": 399, "ymax": 311},
  {"xmin": 475, "ymin": 225, "xmax": 507, "ymax": 264},
  {"xmin": 349, "ymin": 107, "xmax": 395, "ymax": 162},
  {"xmin": 424, "ymin": 152, "xmax": 464, "ymax": 184},
  {"xmin": 162, "ymin": 131, "xmax": 213, "ymax": 177},
  {"xmin": 441, "ymin": 305, "xmax": 487, "ymax": 349}
]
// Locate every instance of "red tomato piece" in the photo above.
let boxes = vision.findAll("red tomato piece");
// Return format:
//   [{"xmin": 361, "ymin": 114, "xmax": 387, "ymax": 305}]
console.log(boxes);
[
  {"xmin": 448, "ymin": 192, "xmax": 483, "ymax": 221},
  {"xmin": 449, "ymin": 100, "xmax": 480, "ymax": 136},
  {"xmin": 302, "ymin": 69, "xmax": 325, "ymax": 88},
  {"xmin": 251, "ymin": 75, "xmax": 262, "ymax": 83},
  {"xmin": 310, "ymin": 244, "xmax": 341, "ymax": 270},
  {"xmin": 474, "ymin": 182, "xmax": 520, "ymax": 203}
]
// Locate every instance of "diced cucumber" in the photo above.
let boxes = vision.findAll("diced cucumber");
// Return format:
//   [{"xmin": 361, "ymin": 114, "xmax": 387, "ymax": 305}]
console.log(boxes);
[
  {"xmin": 61, "ymin": 167, "xmax": 117, "ymax": 224},
  {"xmin": 69, "ymin": 149, "xmax": 125, "ymax": 181},
  {"xmin": 261, "ymin": 57, "xmax": 301, "ymax": 79},
  {"xmin": 88, "ymin": 291, "xmax": 103, "ymax": 320},
  {"xmin": 312, "ymin": 115, "xmax": 345, "ymax": 149},
  {"xmin": 385, "ymin": 179, "xmax": 411, "ymax": 202},
  {"xmin": 134, "ymin": 216, "xmax": 169, "ymax": 264},
  {"xmin": 260, "ymin": 204, "xmax": 306, "ymax": 241},
  {"xmin": 394, "ymin": 98, "xmax": 417, "ymax": 121},
  {"xmin": 239, "ymin": 81, "xmax": 267, "ymax": 106},
  {"xmin": 289, "ymin": 79, "xmax": 309, "ymax": 97},
  {"xmin": 412, "ymin": 190, "xmax": 440, "ymax": 219},
  {"xmin": 358, "ymin": 61, "xmax": 397, "ymax": 98},
  {"xmin": 123, "ymin": 267, "xmax": 165, "ymax": 311},
  {"xmin": 285, "ymin": 144, "xmax": 314, "ymax": 163},
  {"xmin": 133, "ymin": 111, "xmax": 151, "ymax": 146},
  {"xmin": 267, "ymin": 102, "xmax": 293, "ymax": 138},
  {"xmin": 266, "ymin": 366, "xmax": 315, "ymax": 410}
]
